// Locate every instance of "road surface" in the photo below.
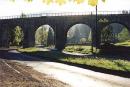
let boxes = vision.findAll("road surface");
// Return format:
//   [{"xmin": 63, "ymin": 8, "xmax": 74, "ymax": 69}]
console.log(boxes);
[{"xmin": 0, "ymin": 49, "xmax": 130, "ymax": 87}]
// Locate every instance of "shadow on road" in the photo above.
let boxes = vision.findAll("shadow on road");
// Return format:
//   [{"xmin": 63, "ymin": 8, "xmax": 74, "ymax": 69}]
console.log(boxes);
[{"xmin": 0, "ymin": 49, "xmax": 130, "ymax": 78}]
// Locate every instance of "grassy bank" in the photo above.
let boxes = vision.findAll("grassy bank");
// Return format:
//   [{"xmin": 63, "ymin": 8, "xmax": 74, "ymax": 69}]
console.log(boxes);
[
  {"xmin": 115, "ymin": 41, "xmax": 130, "ymax": 46},
  {"xmin": 64, "ymin": 45, "xmax": 96, "ymax": 54},
  {"xmin": 61, "ymin": 57, "xmax": 130, "ymax": 72},
  {"xmin": 18, "ymin": 48, "xmax": 130, "ymax": 71},
  {"xmin": 18, "ymin": 47, "xmax": 130, "ymax": 77}
]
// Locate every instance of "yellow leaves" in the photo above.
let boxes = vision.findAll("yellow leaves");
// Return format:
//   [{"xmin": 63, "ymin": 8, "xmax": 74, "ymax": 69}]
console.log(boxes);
[
  {"xmin": 88, "ymin": 0, "xmax": 98, "ymax": 6},
  {"xmin": 74, "ymin": 0, "xmax": 84, "ymax": 4},
  {"xmin": 88, "ymin": 0, "xmax": 106, "ymax": 6},
  {"xmin": 43, "ymin": 0, "xmax": 53, "ymax": 5},
  {"xmin": 43, "ymin": 0, "xmax": 66, "ymax": 5},
  {"xmin": 24, "ymin": 0, "xmax": 33, "ymax": 2},
  {"xmin": 55, "ymin": 0, "xmax": 66, "ymax": 5},
  {"xmin": 10, "ymin": 0, "xmax": 106, "ymax": 6}
]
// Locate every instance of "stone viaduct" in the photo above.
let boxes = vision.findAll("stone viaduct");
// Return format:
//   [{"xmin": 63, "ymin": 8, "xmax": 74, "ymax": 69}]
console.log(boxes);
[{"xmin": 0, "ymin": 12, "xmax": 130, "ymax": 50}]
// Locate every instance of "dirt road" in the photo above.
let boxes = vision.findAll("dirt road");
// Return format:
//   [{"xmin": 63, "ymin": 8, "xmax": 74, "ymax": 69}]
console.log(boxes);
[{"xmin": 0, "ymin": 58, "xmax": 69, "ymax": 87}]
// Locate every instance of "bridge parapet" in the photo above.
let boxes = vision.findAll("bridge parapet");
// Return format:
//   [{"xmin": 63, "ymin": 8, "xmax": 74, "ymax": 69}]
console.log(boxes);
[{"xmin": 0, "ymin": 11, "xmax": 130, "ymax": 20}]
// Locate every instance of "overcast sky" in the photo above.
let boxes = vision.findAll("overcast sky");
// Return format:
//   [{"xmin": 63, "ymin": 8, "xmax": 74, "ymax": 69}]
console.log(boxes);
[{"xmin": 0, "ymin": 0, "xmax": 130, "ymax": 16}]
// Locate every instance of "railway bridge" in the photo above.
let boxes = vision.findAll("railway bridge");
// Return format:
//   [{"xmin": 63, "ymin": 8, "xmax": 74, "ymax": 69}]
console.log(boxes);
[{"xmin": 0, "ymin": 11, "xmax": 130, "ymax": 50}]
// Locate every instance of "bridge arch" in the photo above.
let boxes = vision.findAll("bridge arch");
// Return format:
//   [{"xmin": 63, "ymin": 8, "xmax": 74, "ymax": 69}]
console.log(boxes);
[
  {"xmin": 100, "ymin": 23, "xmax": 130, "ymax": 46},
  {"xmin": 8, "ymin": 25, "xmax": 24, "ymax": 47},
  {"xmin": 64, "ymin": 23, "xmax": 93, "ymax": 53},
  {"xmin": 0, "ymin": 22, "xmax": 25, "ymax": 48},
  {"xmin": 35, "ymin": 24, "xmax": 55, "ymax": 49}
]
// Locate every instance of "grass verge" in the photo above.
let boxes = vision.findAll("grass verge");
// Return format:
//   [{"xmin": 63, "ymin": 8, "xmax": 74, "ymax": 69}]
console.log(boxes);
[
  {"xmin": 18, "ymin": 47, "xmax": 130, "ymax": 78},
  {"xmin": 115, "ymin": 41, "xmax": 130, "ymax": 46},
  {"xmin": 64, "ymin": 45, "xmax": 96, "ymax": 54}
]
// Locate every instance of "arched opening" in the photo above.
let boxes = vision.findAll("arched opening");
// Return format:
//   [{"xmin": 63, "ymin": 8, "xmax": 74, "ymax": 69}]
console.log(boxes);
[
  {"xmin": 100, "ymin": 23, "xmax": 130, "ymax": 54},
  {"xmin": 9, "ymin": 26, "xmax": 24, "ymax": 48},
  {"xmin": 101, "ymin": 23, "xmax": 130, "ymax": 46},
  {"xmin": 35, "ymin": 25, "xmax": 55, "ymax": 49},
  {"xmin": 64, "ymin": 24, "xmax": 93, "ymax": 54}
]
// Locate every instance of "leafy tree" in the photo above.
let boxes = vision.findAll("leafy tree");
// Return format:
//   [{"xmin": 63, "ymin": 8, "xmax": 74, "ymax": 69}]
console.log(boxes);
[
  {"xmin": 67, "ymin": 26, "xmax": 81, "ymax": 44},
  {"xmin": 35, "ymin": 26, "xmax": 55, "ymax": 47},
  {"xmin": 101, "ymin": 25, "xmax": 114, "ymax": 44},
  {"xmin": 13, "ymin": 26, "xmax": 24, "ymax": 46},
  {"xmin": 118, "ymin": 28, "xmax": 130, "ymax": 42},
  {"xmin": 35, "ymin": 26, "xmax": 48, "ymax": 46},
  {"xmin": 47, "ymin": 28, "xmax": 54, "ymax": 46},
  {"xmin": 74, "ymin": 26, "xmax": 81, "ymax": 44},
  {"xmin": 67, "ymin": 24, "xmax": 92, "ymax": 44}
]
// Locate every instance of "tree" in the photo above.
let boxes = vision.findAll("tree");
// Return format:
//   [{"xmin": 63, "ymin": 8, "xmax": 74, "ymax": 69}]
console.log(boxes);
[
  {"xmin": 74, "ymin": 26, "xmax": 80, "ymax": 44},
  {"xmin": 47, "ymin": 28, "xmax": 54, "ymax": 46},
  {"xmin": 13, "ymin": 26, "xmax": 24, "ymax": 46},
  {"xmin": 67, "ymin": 26, "xmax": 81, "ymax": 44},
  {"xmin": 118, "ymin": 28, "xmax": 130, "ymax": 42},
  {"xmin": 101, "ymin": 25, "xmax": 114, "ymax": 44},
  {"xmin": 35, "ymin": 26, "xmax": 48, "ymax": 46}
]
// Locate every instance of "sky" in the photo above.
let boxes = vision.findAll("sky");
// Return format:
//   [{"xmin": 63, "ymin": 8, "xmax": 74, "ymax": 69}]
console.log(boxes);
[{"xmin": 0, "ymin": 0, "xmax": 130, "ymax": 17}]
